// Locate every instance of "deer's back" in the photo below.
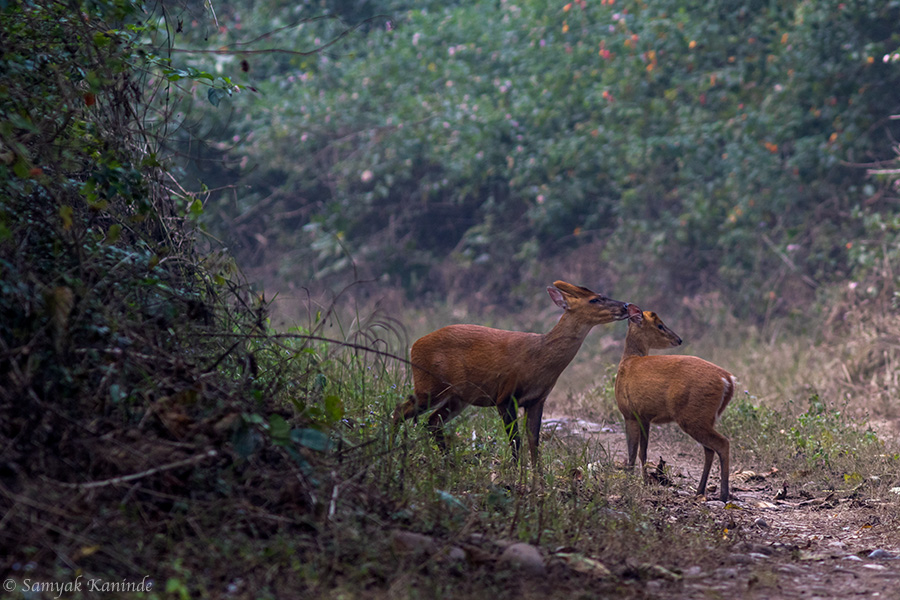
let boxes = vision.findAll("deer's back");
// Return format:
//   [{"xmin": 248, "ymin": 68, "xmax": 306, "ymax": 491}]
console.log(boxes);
[
  {"xmin": 411, "ymin": 325, "xmax": 542, "ymax": 402},
  {"xmin": 616, "ymin": 354, "xmax": 733, "ymax": 424}
]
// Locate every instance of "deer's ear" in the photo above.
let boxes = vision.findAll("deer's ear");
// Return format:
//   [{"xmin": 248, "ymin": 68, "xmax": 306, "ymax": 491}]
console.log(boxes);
[
  {"xmin": 627, "ymin": 304, "xmax": 643, "ymax": 324},
  {"xmin": 552, "ymin": 280, "xmax": 594, "ymax": 298},
  {"xmin": 548, "ymin": 286, "xmax": 568, "ymax": 310},
  {"xmin": 628, "ymin": 304, "xmax": 644, "ymax": 325}
]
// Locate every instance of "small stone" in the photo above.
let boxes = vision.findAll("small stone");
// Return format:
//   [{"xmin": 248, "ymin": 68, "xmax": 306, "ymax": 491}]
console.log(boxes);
[
  {"xmin": 391, "ymin": 530, "xmax": 467, "ymax": 563},
  {"xmin": 735, "ymin": 542, "xmax": 774, "ymax": 556},
  {"xmin": 714, "ymin": 567, "xmax": 739, "ymax": 579},
  {"xmin": 868, "ymin": 549, "xmax": 897, "ymax": 560},
  {"xmin": 728, "ymin": 554, "xmax": 753, "ymax": 564},
  {"xmin": 777, "ymin": 564, "xmax": 805, "ymax": 575},
  {"xmin": 445, "ymin": 546, "xmax": 466, "ymax": 562},
  {"xmin": 753, "ymin": 517, "xmax": 770, "ymax": 529},
  {"xmin": 554, "ymin": 552, "xmax": 613, "ymax": 578},
  {"xmin": 641, "ymin": 563, "xmax": 682, "ymax": 581},
  {"xmin": 391, "ymin": 530, "xmax": 435, "ymax": 554},
  {"xmin": 499, "ymin": 543, "xmax": 546, "ymax": 575},
  {"xmin": 683, "ymin": 566, "xmax": 704, "ymax": 579}
]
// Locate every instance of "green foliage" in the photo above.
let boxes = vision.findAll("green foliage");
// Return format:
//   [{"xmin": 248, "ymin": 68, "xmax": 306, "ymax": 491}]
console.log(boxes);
[
  {"xmin": 0, "ymin": 1, "xmax": 343, "ymax": 594},
  {"xmin": 788, "ymin": 394, "xmax": 881, "ymax": 468},
  {"xmin": 721, "ymin": 392, "xmax": 789, "ymax": 454},
  {"xmin": 723, "ymin": 392, "xmax": 884, "ymax": 482},
  {"xmin": 182, "ymin": 0, "xmax": 900, "ymax": 317},
  {"xmin": 0, "ymin": 0, "xmax": 258, "ymax": 430},
  {"xmin": 3, "ymin": 1, "xmax": 900, "ymax": 597}
]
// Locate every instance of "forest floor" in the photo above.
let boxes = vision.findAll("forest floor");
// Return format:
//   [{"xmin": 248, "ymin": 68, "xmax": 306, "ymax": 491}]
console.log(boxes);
[{"xmin": 541, "ymin": 415, "xmax": 900, "ymax": 600}]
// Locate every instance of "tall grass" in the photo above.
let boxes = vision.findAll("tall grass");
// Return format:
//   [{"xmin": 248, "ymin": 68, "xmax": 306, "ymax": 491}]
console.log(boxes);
[
  {"xmin": 282, "ymin": 313, "xmax": 728, "ymax": 597},
  {"xmin": 266, "ymin": 289, "xmax": 900, "ymax": 597},
  {"xmin": 557, "ymin": 295, "xmax": 900, "ymax": 494}
]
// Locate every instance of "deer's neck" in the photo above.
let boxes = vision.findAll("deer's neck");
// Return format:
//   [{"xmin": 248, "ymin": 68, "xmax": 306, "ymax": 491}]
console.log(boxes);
[
  {"xmin": 621, "ymin": 330, "xmax": 650, "ymax": 360},
  {"xmin": 540, "ymin": 312, "xmax": 593, "ymax": 365}
]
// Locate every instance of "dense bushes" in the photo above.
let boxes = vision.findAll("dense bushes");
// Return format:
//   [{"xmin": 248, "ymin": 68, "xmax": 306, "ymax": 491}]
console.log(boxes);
[
  {"xmin": 0, "ymin": 1, "xmax": 315, "ymax": 587},
  {"xmin": 1, "ymin": 0, "xmax": 221, "ymax": 457},
  {"xmin": 3, "ymin": 3, "xmax": 900, "ymax": 596},
  {"xmin": 184, "ymin": 0, "xmax": 900, "ymax": 317}
]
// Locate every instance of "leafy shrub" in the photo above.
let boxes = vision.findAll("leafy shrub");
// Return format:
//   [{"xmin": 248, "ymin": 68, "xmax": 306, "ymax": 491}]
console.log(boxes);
[
  {"xmin": 788, "ymin": 394, "xmax": 881, "ymax": 468},
  {"xmin": 723, "ymin": 392, "xmax": 884, "ymax": 485},
  {"xmin": 181, "ymin": 0, "xmax": 900, "ymax": 318},
  {"xmin": 0, "ymin": 3, "xmax": 339, "ymax": 593}
]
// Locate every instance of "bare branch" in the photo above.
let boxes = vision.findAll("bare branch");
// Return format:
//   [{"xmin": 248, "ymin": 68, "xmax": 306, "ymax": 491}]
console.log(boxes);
[
  {"xmin": 46, "ymin": 450, "xmax": 219, "ymax": 490},
  {"xmin": 165, "ymin": 14, "xmax": 391, "ymax": 57}
]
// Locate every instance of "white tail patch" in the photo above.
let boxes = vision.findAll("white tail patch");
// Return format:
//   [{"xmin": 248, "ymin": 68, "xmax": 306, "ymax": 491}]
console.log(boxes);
[{"xmin": 716, "ymin": 375, "xmax": 736, "ymax": 419}]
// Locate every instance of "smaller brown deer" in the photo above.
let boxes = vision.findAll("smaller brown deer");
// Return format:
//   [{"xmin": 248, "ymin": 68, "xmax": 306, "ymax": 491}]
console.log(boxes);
[{"xmin": 614, "ymin": 305, "xmax": 735, "ymax": 501}]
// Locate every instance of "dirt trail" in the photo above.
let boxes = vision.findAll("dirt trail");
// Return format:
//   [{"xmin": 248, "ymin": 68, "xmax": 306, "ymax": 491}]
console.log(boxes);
[{"xmin": 543, "ymin": 416, "xmax": 900, "ymax": 599}]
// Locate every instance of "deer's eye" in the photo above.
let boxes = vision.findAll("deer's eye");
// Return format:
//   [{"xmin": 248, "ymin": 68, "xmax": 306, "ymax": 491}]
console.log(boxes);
[{"xmin": 657, "ymin": 324, "xmax": 664, "ymax": 330}]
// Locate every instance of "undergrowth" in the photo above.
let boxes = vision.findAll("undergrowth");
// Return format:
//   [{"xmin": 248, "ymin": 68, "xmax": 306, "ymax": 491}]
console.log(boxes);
[{"xmin": 3, "ymin": 3, "xmax": 900, "ymax": 599}]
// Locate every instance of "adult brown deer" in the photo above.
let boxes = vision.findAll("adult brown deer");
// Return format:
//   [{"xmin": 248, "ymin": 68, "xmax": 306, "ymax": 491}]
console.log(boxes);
[{"xmin": 394, "ymin": 281, "xmax": 629, "ymax": 467}]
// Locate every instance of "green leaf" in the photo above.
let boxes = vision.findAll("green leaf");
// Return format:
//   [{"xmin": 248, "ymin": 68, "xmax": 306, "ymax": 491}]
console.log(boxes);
[
  {"xmin": 162, "ymin": 67, "xmax": 187, "ymax": 81},
  {"xmin": 93, "ymin": 35, "xmax": 110, "ymax": 50},
  {"xmin": 189, "ymin": 197, "xmax": 203, "ymax": 218},
  {"xmin": 269, "ymin": 414, "xmax": 290, "ymax": 444},
  {"xmin": 12, "ymin": 157, "xmax": 30, "ymax": 179},
  {"xmin": 314, "ymin": 372, "xmax": 327, "ymax": 391},
  {"xmin": 435, "ymin": 489, "xmax": 467, "ymax": 512},
  {"xmin": 208, "ymin": 87, "xmax": 225, "ymax": 107},
  {"xmin": 109, "ymin": 383, "xmax": 126, "ymax": 403},
  {"xmin": 105, "ymin": 223, "xmax": 122, "ymax": 244},
  {"xmin": 291, "ymin": 428, "xmax": 333, "ymax": 452},
  {"xmin": 59, "ymin": 205, "xmax": 73, "ymax": 230},
  {"xmin": 323, "ymin": 394, "xmax": 344, "ymax": 424},
  {"xmin": 232, "ymin": 422, "xmax": 261, "ymax": 459},
  {"xmin": 243, "ymin": 412, "xmax": 265, "ymax": 425},
  {"xmin": 6, "ymin": 113, "xmax": 39, "ymax": 133}
]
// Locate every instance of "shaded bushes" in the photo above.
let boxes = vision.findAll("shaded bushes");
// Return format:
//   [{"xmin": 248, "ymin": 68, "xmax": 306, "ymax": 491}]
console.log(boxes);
[{"xmin": 184, "ymin": 0, "xmax": 900, "ymax": 318}]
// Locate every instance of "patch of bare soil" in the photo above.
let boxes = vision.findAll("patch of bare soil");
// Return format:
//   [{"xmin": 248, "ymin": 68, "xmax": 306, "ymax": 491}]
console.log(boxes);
[{"xmin": 543, "ymin": 416, "xmax": 900, "ymax": 600}]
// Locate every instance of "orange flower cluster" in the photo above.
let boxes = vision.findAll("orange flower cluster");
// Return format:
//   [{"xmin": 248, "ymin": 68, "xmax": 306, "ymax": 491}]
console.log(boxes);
[
  {"xmin": 645, "ymin": 49, "xmax": 658, "ymax": 72},
  {"xmin": 563, "ymin": 0, "xmax": 587, "ymax": 11},
  {"xmin": 598, "ymin": 41, "xmax": 611, "ymax": 59}
]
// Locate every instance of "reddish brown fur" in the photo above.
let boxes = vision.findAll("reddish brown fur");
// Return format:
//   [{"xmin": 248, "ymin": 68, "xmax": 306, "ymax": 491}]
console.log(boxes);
[
  {"xmin": 394, "ymin": 281, "xmax": 629, "ymax": 466},
  {"xmin": 615, "ymin": 309, "xmax": 735, "ymax": 501}
]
